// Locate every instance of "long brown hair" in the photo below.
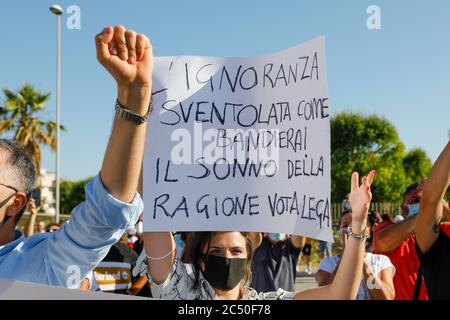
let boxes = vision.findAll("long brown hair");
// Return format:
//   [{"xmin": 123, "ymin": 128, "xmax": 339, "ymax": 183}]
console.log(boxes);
[{"xmin": 181, "ymin": 232, "xmax": 254, "ymax": 290}]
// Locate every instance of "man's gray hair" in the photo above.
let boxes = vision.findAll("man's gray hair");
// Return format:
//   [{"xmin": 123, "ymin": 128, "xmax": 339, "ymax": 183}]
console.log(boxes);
[{"xmin": 0, "ymin": 138, "xmax": 36, "ymax": 192}]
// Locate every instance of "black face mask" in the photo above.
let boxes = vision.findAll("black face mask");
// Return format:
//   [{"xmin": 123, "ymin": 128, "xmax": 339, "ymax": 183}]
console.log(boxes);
[{"xmin": 201, "ymin": 254, "xmax": 247, "ymax": 291}]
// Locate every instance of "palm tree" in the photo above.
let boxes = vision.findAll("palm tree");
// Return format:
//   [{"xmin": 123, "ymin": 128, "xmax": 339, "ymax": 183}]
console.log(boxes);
[{"xmin": 0, "ymin": 83, "xmax": 65, "ymax": 173}]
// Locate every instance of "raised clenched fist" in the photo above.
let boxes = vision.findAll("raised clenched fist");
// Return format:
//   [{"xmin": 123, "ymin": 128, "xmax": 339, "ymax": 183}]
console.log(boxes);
[{"xmin": 95, "ymin": 25, "xmax": 153, "ymax": 114}]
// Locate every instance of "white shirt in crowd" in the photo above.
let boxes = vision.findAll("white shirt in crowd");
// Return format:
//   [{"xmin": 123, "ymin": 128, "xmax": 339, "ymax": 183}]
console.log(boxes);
[{"xmin": 317, "ymin": 253, "xmax": 395, "ymax": 300}]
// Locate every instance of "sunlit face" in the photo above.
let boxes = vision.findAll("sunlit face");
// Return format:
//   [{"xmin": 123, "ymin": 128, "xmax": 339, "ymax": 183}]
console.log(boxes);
[
  {"xmin": 401, "ymin": 183, "xmax": 424, "ymax": 216},
  {"xmin": 37, "ymin": 221, "xmax": 46, "ymax": 231},
  {"xmin": 202, "ymin": 232, "xmax": 247, "ymax": 259},
  {"xmin": 404, "ymin": 188, "xmax": 421, "ymax": 206},
  {"xmin": 47, "ymin": 225, "xmax": 60, "ymax": 233}
]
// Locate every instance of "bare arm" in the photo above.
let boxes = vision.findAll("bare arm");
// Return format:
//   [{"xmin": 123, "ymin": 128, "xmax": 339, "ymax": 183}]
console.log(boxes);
[
  {"xmin": 374, "ymin": 215, "xmax": 416, "ymax": 252},
  {"xmin": 130, "ymin": 275, "xmax": 149, "ymax": 295},
  {"xmin": 143, "ymin": 232, "xmax": 176, "ymax": 284},
  {"xmin": 23, "ymin": 199, "xmax": 37, "ymax": 237},
  {"xmin": 295, "ymin": 171, "xmax": 375, "ymax": 300},
  {"xmin": 139, "ymin": 167, "xmax": 176, "ymax": 285},
  {"xmin": 79, "ymin": 278, "xmax": 90, "ymax": 291},
  {"xmin": 316, "ymin": 258, "xmax": 344, "ymax": 288},
  {"xmin": 96, "ymin": 25, "xmax": 153, "ymax": 203},
  {"xmin": 291, "ymin": 235, "xmax": 306, "ymax": 249},
  {"xmin": 363, "ymin": 263, "xmax": 395, "ymax": 300},
  {"xmin": 416, "ymin": 140, "xmax": 450, "ymax": 254},
  {"xmin": 97, "ymin": 25, "xmax": 177, "ymax": 286},
  {"xmin": 316, "ymin": 270, "xmax": 334, "ymax": 287}
]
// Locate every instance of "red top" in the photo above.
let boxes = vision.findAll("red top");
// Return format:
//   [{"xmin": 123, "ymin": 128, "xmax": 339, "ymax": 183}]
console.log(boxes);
[
  {"xmin": 373, "ymin": 220, "xmax": 428, "ymax": 300},
  {"xmin": 440, "ymin": 221, "xmax": 450, "ymax": 236}
]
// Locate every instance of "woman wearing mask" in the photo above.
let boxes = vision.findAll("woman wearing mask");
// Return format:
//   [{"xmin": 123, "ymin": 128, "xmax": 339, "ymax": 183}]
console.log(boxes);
[{"xmin": 138, "ymin": 171, "xmax": 375, "ymax": 300}]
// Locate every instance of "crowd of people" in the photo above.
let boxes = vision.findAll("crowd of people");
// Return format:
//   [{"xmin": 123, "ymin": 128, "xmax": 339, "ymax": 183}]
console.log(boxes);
[{"xmin": 1, "ymin": 25, "xmax": 449, "ymax": 300}]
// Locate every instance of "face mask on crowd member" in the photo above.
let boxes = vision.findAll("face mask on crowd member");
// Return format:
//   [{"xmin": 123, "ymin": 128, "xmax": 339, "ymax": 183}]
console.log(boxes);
[
  {"xmin": 202, "ymin": 254, "xmax": 246, "ymax": 291},
  {"xmin": 190, "ymin": 231, "xmax": 253, "ymax": 293},
  {"xmin": 401, "ymin": 181, "xmax": 425, "ymax": 217},
  {"xmin": 407, "ymin": 203, "xmax": 420, "ymax": 217}
]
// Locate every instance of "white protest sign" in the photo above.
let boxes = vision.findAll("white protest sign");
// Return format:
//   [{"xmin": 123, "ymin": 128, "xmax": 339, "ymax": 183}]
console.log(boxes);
[
  {"xmin": 144, "ymin": 37, "xmax": 332, "ymax": 242},
  {"xmin": 0, "ymin": 279, "xmax": 149, "ymax": 300}
]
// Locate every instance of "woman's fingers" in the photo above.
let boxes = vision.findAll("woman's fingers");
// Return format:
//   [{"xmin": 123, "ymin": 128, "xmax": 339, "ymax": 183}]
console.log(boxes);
[
  {"xmin": 367, "ymin": 170, "xmax": 376, "ymax": 186},
  {"xmin": 351, "ymin": 172, "xmax": 359, "ymax": 193}
]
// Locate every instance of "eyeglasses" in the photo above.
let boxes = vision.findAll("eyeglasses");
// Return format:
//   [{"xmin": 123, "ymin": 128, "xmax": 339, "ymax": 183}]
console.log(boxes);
[
  {"xmin": 0, "ymin": 183, "xmax": 18, "ymax": 210},
  {"xmin": 0, "ymin": 183, "xmax": 18, "ymax": 193}
]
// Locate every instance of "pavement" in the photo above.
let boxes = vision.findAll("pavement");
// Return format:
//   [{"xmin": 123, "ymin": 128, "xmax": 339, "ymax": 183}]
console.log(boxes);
[{"xmin": 295, "ymin": 271, "xmax": 318, "ymax": 292}]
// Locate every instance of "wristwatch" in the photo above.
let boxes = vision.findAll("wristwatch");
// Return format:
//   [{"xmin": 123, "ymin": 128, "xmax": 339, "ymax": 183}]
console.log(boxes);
[{"xmin": 115, "ymin": 99, "xmax": 152, "ymax": 125}]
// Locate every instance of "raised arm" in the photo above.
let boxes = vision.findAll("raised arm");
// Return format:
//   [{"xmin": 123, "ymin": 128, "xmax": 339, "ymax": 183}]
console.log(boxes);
[
  {"xmin": 23, "ymin": 199, "xmax": 38, "ymax": 237},
  {"xmin": 140, "ymin": 163, "xmax": 177, "ymax": 284},
  {"xmin": 295, "ymin": 170, "xmax": 375, "ymax": 300},
  {"xmin": 291, "ymin": 235, "xmax": 306, "ymax": 249},
  {"xmin": 373, "ymin": 215, "xmax": 417, "ymax": 252},
  {"xmin": 143, "ymin": 232, "xmax": 177, "ymax": 284},
  {"xmin": 416, "ymin": 140, "xmax": 450, "ymax": 254},
  {"xmin": 37, "ymin": 26, "xmax": 152, "ymax": 287},
  {"xmin": 97, "ymin": 25, "xmax": 153, "ymax": 202}
]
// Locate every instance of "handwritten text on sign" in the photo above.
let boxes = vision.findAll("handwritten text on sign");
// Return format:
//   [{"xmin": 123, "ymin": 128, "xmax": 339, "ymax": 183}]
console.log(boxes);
[{"xmin": 144, "ymin": 37, "xmax": 332, "ymax": 242}]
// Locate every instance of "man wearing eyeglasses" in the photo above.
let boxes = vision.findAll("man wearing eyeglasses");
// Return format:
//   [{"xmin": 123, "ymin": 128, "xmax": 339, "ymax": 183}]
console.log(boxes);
[{"xmin": 0, "ymin": 25, "xmax": 152, "ymax": 288}]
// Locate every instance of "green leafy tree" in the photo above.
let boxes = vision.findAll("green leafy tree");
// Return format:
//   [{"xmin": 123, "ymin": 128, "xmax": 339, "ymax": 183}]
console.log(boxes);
[
  {"xmin": 331, "ymin": 112, "xmax": 407, "ymax": 203},
  {"xmin": 0, "ymin": 84, "xmax": 65, "ymax": 172},
  {"xmin": 60, "ymin": 177, "xmax": 92, "ymax": 215},
  {"xmin": 403, "ymin": 148, "xmax": 432, "ymax": 186}
]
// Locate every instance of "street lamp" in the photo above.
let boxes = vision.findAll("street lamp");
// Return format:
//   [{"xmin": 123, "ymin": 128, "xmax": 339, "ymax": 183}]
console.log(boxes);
[{"xmin": 49, "ymin": 4, "xmax": 63, "ymax": 223}]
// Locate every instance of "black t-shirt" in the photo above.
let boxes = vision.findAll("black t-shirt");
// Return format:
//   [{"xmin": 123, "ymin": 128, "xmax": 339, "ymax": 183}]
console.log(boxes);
[
  {"xmin": 250, "ymin": 237, "xmax": 302, "ymax": 293},
  {"xmin": 416, "ymin": 230, "xmax": 450, "ymax": 300},
  {"xmin": 104, "ymin": 242, "xmax": 139, "ymax": 267}
]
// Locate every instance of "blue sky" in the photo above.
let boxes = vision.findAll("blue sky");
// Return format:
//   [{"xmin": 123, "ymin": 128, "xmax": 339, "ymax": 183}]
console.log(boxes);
[{"xmin": 1, "ymin": 0, "xmax": 449, "ymax": 180}]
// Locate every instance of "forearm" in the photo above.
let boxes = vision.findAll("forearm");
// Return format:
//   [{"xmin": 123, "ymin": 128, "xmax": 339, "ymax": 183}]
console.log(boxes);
[
  {"xmin": 422, "ymin": 140, "xmax": 450, "ymax": 203},
  {"xmin": 375, "ymin": 216, "xmax": 416, "ymax": 252},
  {"xmin": 416, "ymin": 140, "xmax": 450, "ymax": 253},
  {"xmin": 143, "ymin": 232, "xmax": 176, "ymax": 284},
  {"xmin": 130, "ymin": 275, "xmax": 148, "ymax": 295},
  {"xmin": 24, "ymin": 214, "xmax": 36, "ymax": 237},
  {"xmin": 328, "ymin": 222, "xmax": 366, "ymax": 299},
  {"xmin": 367, "ymin": 282, "xmax": 394, "ymax": 300},
  {"xmin": 317, "ymin": 271, "xmax": 335, "ymax": 287},
  {"xmin": 100, "ymin": 86, "xmax": 151, "ymax": 203},
  {"xmin": 291, "ymin": 235, "xmax": 306, "ymax": 249},
  {"xmin": 363, "ymin": 270, "xmax": 394, "ymax": 300},
  {"xmin": 296, "ymin": 223, "xmax": 366, "ymax": 300}
]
